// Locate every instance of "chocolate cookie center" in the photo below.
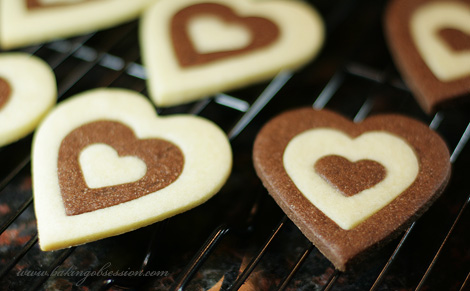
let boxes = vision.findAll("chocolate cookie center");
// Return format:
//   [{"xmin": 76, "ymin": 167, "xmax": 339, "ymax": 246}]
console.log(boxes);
[
  {"xmin": 0, "ymin": 77, "xmax": 11, "ymax": 111},
  {"xmin": 171, "ymin": 2, "xmax": 280, "ymax": 67},
  {"xmin": 438, "ymin": 28, "xmax": 470, "ymax": 52},
  {"xmin": 314, "ymin": 155, "xmax": 386, "ymax": 197},
  {"xmin": 58, "ymin": 120, "xmax": 184, "ymax": 216}
]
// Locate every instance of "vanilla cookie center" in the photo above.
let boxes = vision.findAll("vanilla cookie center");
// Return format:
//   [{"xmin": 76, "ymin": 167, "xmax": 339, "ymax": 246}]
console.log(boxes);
[{"xmin": 283, "ymin": 128, "xmax": 419, "ymax": 230}]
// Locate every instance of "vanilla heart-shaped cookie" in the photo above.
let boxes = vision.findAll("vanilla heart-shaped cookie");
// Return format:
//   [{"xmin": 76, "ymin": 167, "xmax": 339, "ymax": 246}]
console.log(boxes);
[
  {"xmin": 140, "ymin": 0, "xmax": 324, "ymax": 107},
  {"xmin": 0, "ymin": 53, "xmax": 56, "ymax": 147},
  {"xmin": 253, "ymin": 108, "xmax": 451, "ymax": 271},
  {"xmin": 32, "ymin": 88, "xmax": 232, "ymax": 250},
  {"xmin": 0, "ymin": 0, "xmax": 156, "ymax": 49},
  {"xmin": 385, "ymin": 0, "xmax": 470, "ymax": 113}
]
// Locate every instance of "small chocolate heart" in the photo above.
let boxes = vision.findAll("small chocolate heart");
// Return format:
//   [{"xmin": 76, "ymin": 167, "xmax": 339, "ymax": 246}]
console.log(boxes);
[
  {"xmin": 0, "ymin": 77, "xmax": 11, "ymax": 110},
  {"xmin": 58, "ymin": 120, "xmax": 184, "ymax": 216},
  {"xmin": 438, "ymin": 28, "xmax": 470, "ymax": 52},
  {"xmin": 314, "ymin": 155, "xmax": 386, "ymax": 197},
  {"xmin": 171, "ymin": 3, "xmax": 279, "ymax": 67}
]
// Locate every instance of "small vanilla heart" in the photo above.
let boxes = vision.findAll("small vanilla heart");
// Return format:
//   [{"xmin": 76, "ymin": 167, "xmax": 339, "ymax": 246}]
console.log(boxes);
[
  {"xmin": 189, "ymin": 15, "xmax": 252, "ymax": 54},
  {"xmin": 79, "ymin": 143, "xmax": 147, "ymax": 189}
]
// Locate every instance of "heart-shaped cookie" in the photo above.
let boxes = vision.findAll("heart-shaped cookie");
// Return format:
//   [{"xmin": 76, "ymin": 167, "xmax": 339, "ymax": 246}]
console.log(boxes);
[
  {"xmin": 0, "ymin": 0, "xmax": 156, "ymax": 49},
  {"xmin": 140, "ymin": 0, "xmax": 324, "ymax": 107},
  {"xmin": 0, "ymin": 53, "xmax": 56, "ymax": 147},
  {"xmin": 253, "ymin": 108, "xmax": 451, "ymax": 271},
  {"xmin": 32, "ymin": 88, "xmax": 232, "ymax": 251},
  {"xmin": 385, "ymin": 0, "xmax": 470, "ymax": 113}
]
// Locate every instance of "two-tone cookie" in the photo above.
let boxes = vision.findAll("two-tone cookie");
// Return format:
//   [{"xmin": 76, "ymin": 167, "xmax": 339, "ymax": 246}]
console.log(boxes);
[
  {"xmin": 140, "ymin": 0, "xmax": 324, "ymax": 107},
  {"xmin": 253, "ymin": 108, "xmax": 451, "ymax": 271},
  {"xmin": 385, "ymin": 0, "xmax": 470, "ymax": 113},
  {"xmin": 0, "ymin": 53, "xmax": 56, "ymax": 147},
  {"xmin": 0, "ymin": 0, "xmax": 156, "ymax": 49},
  {"xmin": 32, "ymin": 88, "xmax": 232, "ymax": 250}
]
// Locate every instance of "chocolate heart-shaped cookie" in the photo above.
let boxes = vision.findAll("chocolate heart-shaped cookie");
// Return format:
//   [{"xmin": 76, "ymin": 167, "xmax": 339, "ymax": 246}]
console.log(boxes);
[
  {"xmin": 0, "ymin": 0, "xmax": 156, "ymax": 49},
  {"xmin": 140, "ymin": 0, "xmax": 325, "ymax": 107},
  {"xmin": 33, "ymin": 88, "xmax": 232, "ymax": 251},
  {"xmin": 0, "ymin": 53, "xmax": 56, "ymax": 147},
  {"xmin": 253, "ymin": 108, "xmax": 451, "ymax": 270},
  {"xmin": 385, "ymin": 0, "xmax": 470, "ymax": 113}
]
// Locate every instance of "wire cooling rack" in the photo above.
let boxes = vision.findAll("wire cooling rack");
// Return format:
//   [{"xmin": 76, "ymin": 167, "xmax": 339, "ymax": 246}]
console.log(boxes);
[{"xmin": 0, "ymin": 0, "xmax": 469, "ymax": 290}]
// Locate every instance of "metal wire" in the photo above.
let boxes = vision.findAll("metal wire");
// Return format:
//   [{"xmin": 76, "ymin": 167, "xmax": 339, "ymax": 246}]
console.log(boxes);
[
  {"xmin": 171, "ymin": 225, "xmax": 230, "ymax": 291},
  {"xmin": 227, "ymin": 216, "xmax": 288, "ymax": 291},
  {"xmin": 415, "ymin": 194, "xmax": 470, "ymax": 291}
]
